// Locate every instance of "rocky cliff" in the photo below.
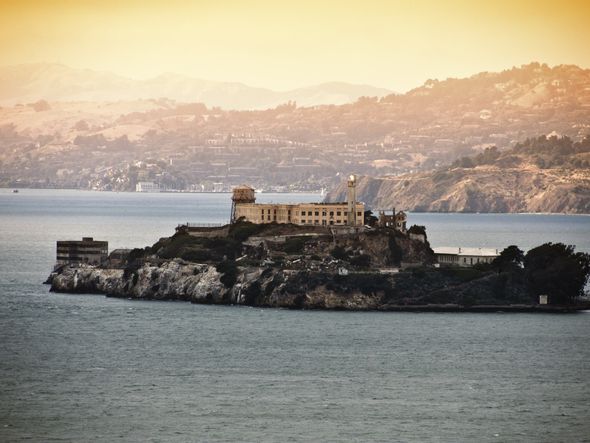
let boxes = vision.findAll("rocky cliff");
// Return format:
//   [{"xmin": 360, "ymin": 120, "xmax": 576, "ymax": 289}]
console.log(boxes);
[
  {"xmin": 48, "ymin": 261, "xmax": 388, "ymax": 309},
  {"xmin": 327, "ymin": 167, "xmax": 590, "ymax": 213},
  {"xmin": 327, "ymin": 136, "xmax": 590, "ymax": 214},
  {"xmin": 49, "ymin": 257, "xmax": 584, "ymax": 312}
]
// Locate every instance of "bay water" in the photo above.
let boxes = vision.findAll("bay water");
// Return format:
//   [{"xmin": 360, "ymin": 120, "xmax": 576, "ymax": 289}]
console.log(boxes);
[{"xmin": 1, "ymin": 189, "xmax": 589, "ymax": 442}]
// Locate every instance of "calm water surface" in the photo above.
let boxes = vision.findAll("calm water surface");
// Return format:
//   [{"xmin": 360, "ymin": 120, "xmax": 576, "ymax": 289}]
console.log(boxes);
[{"xmin": 1, "ymin": 189, "xmax": 589, "ymax": 442}]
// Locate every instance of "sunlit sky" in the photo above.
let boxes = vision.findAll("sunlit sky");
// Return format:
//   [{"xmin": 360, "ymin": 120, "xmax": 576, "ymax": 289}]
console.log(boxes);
[{"xmin": 1, "ymin": 0, "xmax": 589, "ymax": 91}]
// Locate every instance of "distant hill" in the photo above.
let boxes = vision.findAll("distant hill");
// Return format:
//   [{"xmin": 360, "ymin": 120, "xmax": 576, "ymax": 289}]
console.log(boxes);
[
  {"xmin": 326, "ymin": 135, "xmax": 590, "ymax": 214},
  {"xmin": 0, "ymin": 63, "xmax": 392, "ymax": 109},
  {"xmin": 1, "ymin": 62, "xmax": 589, "ymax": 199}
]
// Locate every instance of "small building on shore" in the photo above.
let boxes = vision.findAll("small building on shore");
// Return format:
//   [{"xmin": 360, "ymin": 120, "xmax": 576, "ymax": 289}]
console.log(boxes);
[
  {"xmin": 434, "ymin": 247, "xmax": 499, "ymax": 267},
  {"xmin": 56, "ymin": 237, "xmax": 108, "ymax": 268},
  {"xmin": 135, "ymin": 181, "xmax": 160, "ymax": 192}
]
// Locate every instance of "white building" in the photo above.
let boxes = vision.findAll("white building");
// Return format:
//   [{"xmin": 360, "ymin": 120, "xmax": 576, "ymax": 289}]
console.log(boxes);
[
  {"xmin": 135, "ymin": 181, "xmax": 160, "ymax": 192},
  {"xmin": 434, "ymin": 247, "xmax": 499, "ymax": 267}
]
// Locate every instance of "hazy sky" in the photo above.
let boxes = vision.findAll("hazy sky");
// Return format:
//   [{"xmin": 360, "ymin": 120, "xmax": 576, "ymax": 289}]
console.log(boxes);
[{"xmin": 1, "ymin": 0, "xmax": 589, "ymax": 91}]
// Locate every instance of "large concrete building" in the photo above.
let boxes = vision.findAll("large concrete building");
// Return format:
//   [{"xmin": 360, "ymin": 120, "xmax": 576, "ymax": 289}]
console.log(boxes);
[
  {"xmin": 56, "ymin": 237, "xmax": 108, "ymax": 268},
  {"xmin": 232, "ymin": 176, "xmax": 365, "ymax": 226}
]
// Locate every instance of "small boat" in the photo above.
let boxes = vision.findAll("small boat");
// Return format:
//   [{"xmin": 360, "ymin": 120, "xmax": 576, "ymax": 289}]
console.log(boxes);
[{"xmin": 12, "ymin": 189, "xmax": 19, "ymax": 193}]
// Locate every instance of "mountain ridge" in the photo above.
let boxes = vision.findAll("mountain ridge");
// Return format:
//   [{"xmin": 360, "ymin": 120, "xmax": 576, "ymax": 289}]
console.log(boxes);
[{"xmin": 0, "ymin": 62, "xmax": 393, "ymax": 109}]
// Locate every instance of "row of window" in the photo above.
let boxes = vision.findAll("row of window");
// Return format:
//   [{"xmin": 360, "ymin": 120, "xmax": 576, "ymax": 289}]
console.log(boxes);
[
  {"xmin": 299, "ymin": 210, "xmax": 363, "ymax": 217},
  {"xmin": 300, "ymin": 220, "xmax": 345, "ymax": 225},
  {"xmin": 438, "ymin": 255, "xmax": 495, "ymax": 264},
  {"xmin": 253, "ymin": 208, "xmax": 364, "ymax": 217}
]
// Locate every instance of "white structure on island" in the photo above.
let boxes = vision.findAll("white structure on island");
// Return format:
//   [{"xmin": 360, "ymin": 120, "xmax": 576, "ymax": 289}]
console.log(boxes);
[
  {"xmin": 135, "ymin": 181, "xmax": 160, "ymax": 192},
  {"xmin": 434, "ymin": 247, "xmax": 500, "ymax": 267}
]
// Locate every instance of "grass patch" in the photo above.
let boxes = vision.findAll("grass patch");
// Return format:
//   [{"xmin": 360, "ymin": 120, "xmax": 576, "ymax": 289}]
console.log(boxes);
[{"xmin": 283, "ymin": 236, "xmax": 307, "ymax": 254}]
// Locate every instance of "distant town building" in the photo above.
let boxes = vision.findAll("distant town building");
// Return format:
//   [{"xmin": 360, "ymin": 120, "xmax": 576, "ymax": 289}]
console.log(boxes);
[
  {"xmin": 231, "ymin": 177, "xmax": 365, "ymax": 226},
  {"xmin": 434, "ymin": 247, "xmax": 499, "ymax": 267},
  {"xmin": 56, "ymin": 237, "xmax": 108, "ymax": 268},
  {"xmin": 135, "ymin": 181, "xmax": 160, "ymax": 192}
]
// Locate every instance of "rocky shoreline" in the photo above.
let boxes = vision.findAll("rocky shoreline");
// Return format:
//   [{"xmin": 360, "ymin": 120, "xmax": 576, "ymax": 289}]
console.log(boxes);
[{"xmin": 47, "ymin": 259, "xmax": 590, "ymax": 313}]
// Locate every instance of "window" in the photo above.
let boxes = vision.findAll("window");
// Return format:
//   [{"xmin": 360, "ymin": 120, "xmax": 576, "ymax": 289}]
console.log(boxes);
[
  {"xmin": 315, "ymin": 211, "xmax": 319, "ymax": 216},
  {"xmin": 337, "ymin": 211, "xmax": 341, "ymax": 216},
  {"xmin": 357, "ymin": 212, "xmax": 362, "ymax": 216}
]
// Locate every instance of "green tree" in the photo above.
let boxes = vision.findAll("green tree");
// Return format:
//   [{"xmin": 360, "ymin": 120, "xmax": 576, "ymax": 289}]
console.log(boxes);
[
  {"xmin": 408, "ymin": 225, "xmax": 427, "ymax": 236},
  {"xmin": 364, "ymin": 210, "xmax": 378, "ymax": 227},
  {"xmin": 492, "ymin": 245, "xmax": 524, "ymax": 273},
  {"xmin": 524, "ymin": 243, "xmax": 590, "ymax": 304}
]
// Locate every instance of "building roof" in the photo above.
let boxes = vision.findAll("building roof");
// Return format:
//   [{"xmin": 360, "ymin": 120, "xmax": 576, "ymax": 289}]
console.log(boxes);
[
  {"xmin": 433, "ymin": 247, "xmax": 499, "ymax": 257},
  {"xmin": 110, "ymin": 249, "xmax": 132, "ymax": 254}
]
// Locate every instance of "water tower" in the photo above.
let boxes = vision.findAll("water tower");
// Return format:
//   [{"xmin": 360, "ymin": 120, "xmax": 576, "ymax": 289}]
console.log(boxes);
[{"xmin": 231, "ymin": 185, "xmax": 256, "ymax": 223}]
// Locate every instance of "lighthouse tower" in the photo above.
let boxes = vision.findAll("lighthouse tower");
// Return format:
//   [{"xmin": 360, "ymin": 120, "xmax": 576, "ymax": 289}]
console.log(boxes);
[{"xmin": 347, "ymin": 174, "xmax": 357, "ymax": 226}]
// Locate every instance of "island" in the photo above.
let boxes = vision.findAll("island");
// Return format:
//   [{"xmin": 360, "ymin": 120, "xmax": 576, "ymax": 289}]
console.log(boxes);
[{"xmin": 46, "ymin": 182, "xmax": 590, "ymax": 312}]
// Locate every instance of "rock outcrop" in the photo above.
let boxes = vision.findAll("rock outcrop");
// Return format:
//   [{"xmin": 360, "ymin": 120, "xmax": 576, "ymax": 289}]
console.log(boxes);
[
  {"xmin": 50, "ymin": 260, "xmax": 228, "ymax": 303},
  {"xmin": 49, "ymin": 259, "xmax": 587, "ymax": 312}
]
